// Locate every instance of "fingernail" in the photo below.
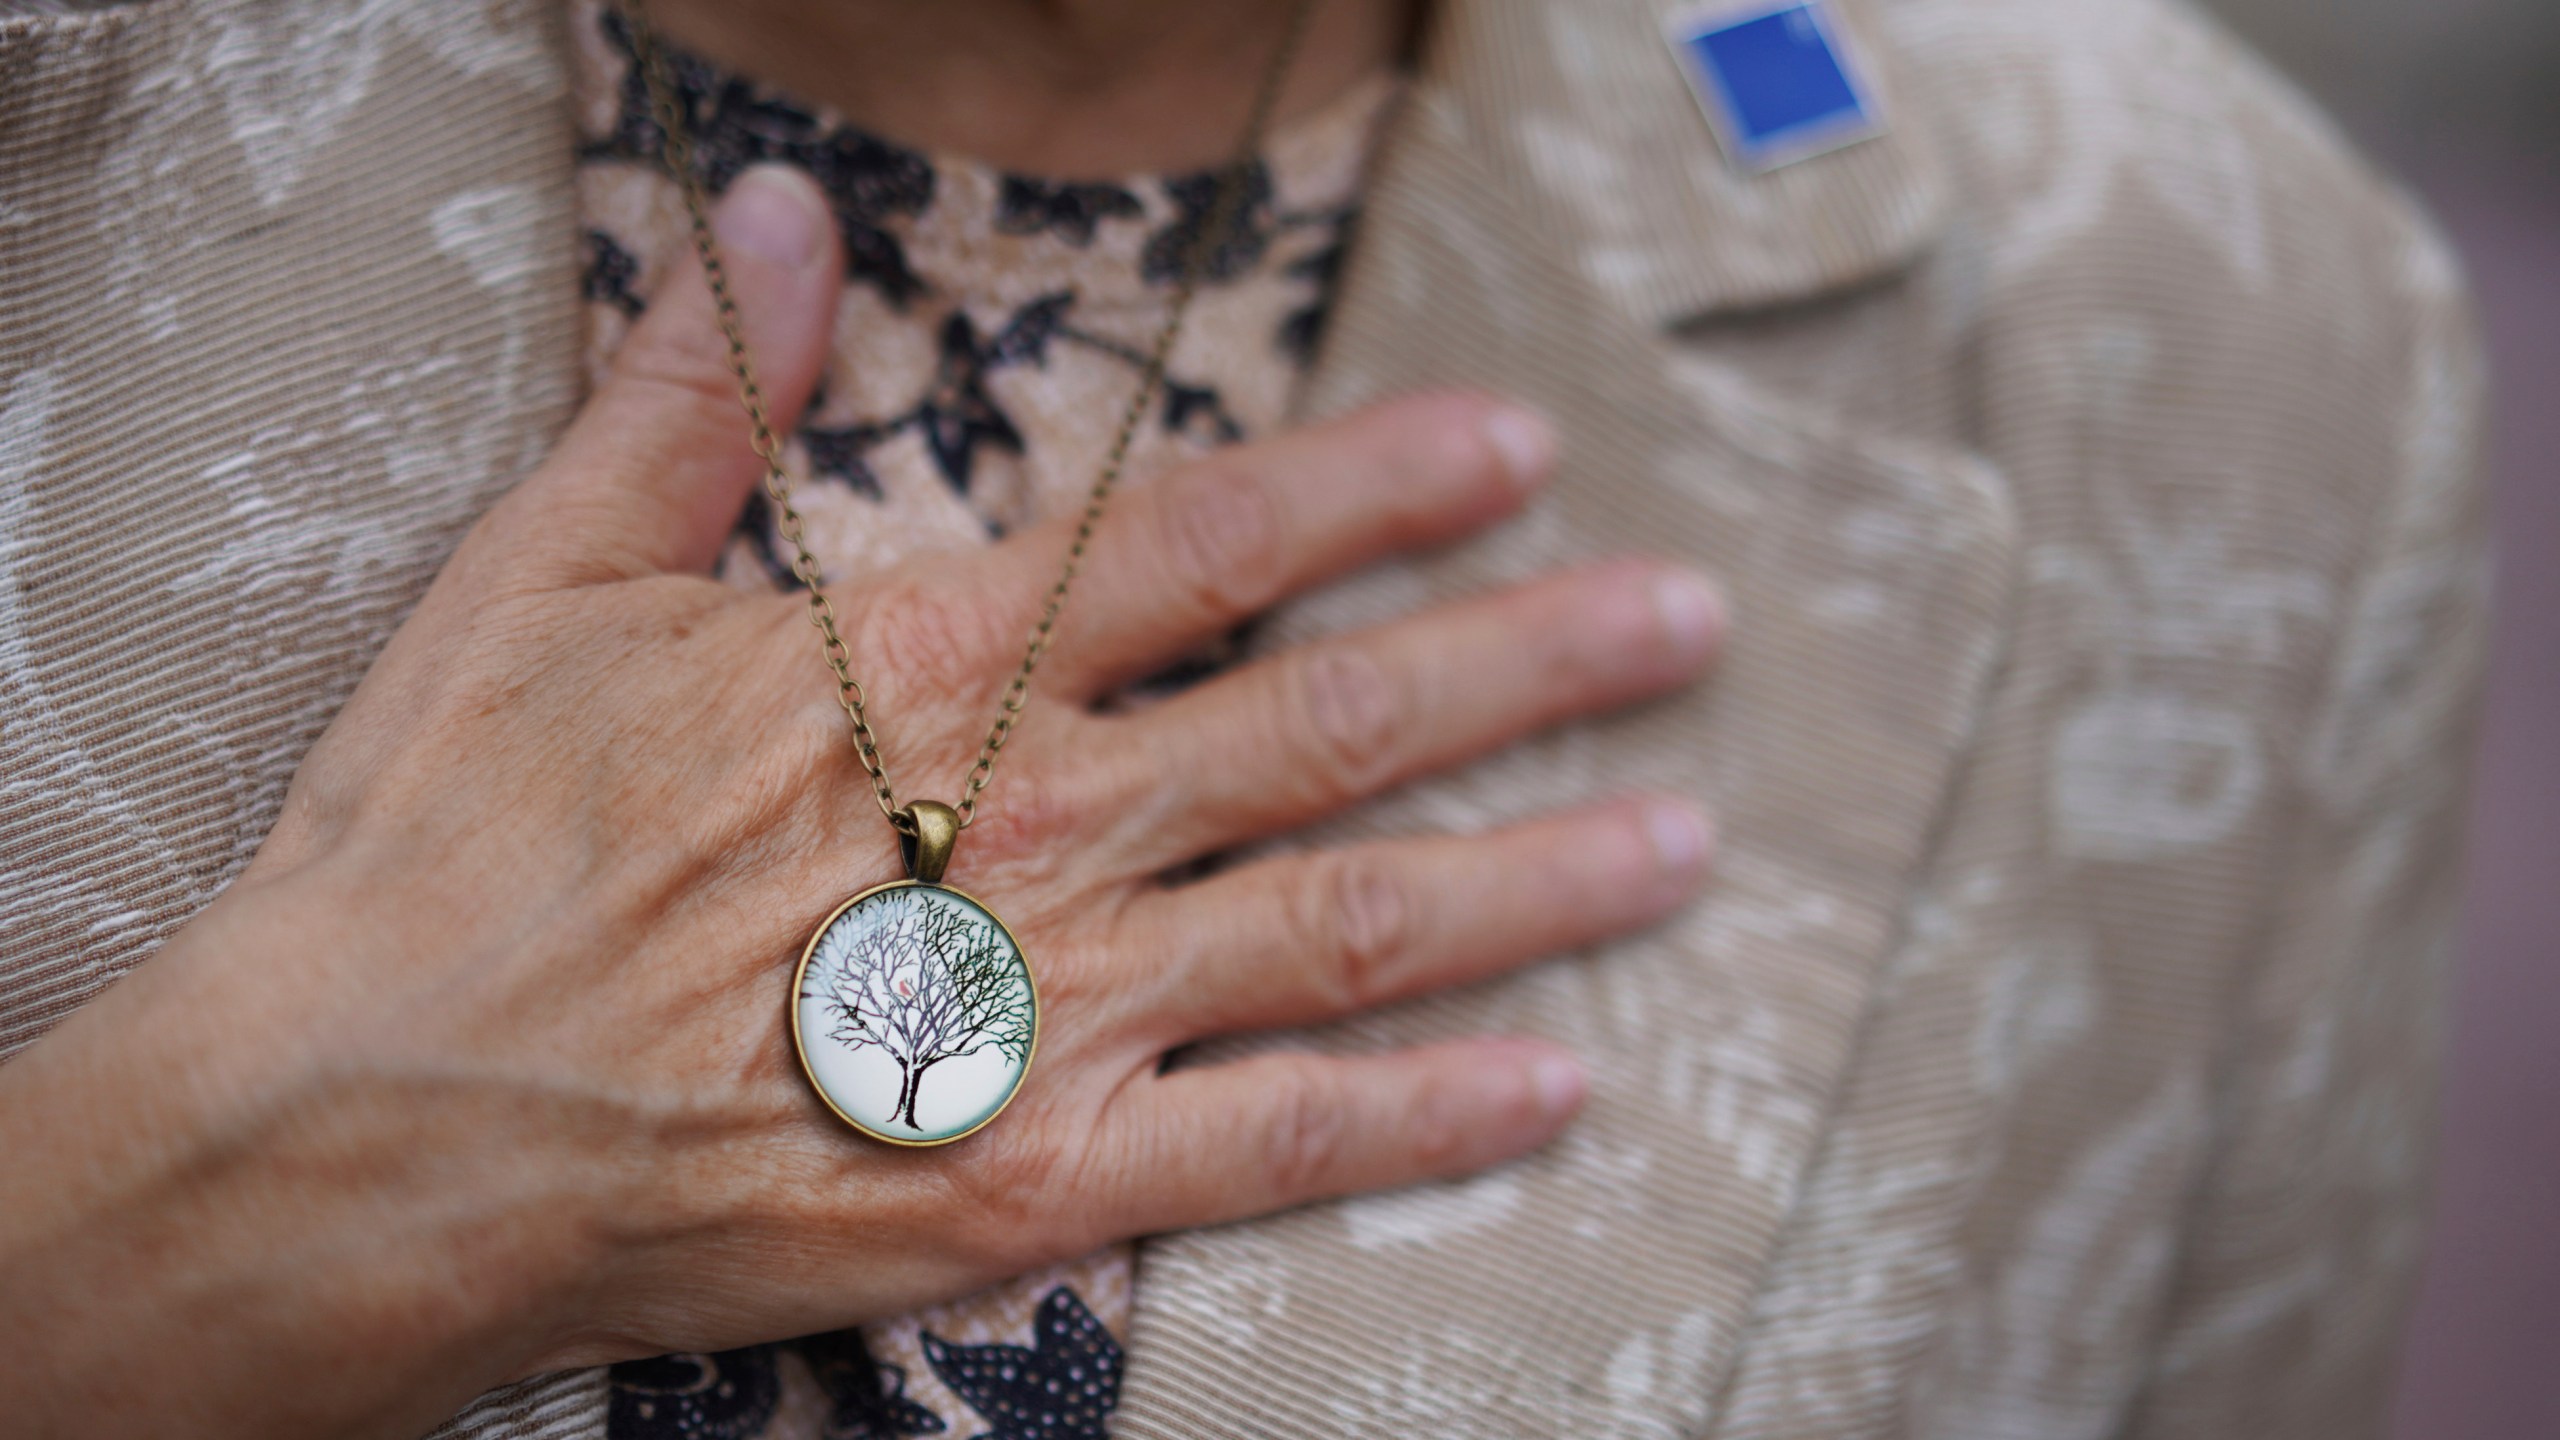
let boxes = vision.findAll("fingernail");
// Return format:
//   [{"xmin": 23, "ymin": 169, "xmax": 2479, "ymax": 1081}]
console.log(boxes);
[
  {"xmin": 1481, "ymin": 407, "xmax": 1555, "ymax": 492},
  {"xmin": 1529, "ymin": 1052, "xmax": 1587, "ymax": 1119},
  {"xmin": 1643, "ymin": 799, "xmax": 1711, "ymax": 875},
  {"xmin": 1648, "ymin": 571, "xmax": 1723, "ymax": 663},
  {"xmin": 716, "ymin": 166, "xmax": 826, "ymax": 268}
]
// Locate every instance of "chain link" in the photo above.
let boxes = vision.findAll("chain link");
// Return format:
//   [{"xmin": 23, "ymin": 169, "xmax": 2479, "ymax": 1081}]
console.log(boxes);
[{"xmin": 624, "ymin": 0, "xmax": 1316, "ymax": 833}]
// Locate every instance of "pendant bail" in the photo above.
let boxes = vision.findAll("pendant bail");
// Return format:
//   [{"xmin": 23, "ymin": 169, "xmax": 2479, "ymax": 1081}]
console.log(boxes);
[{"xmin": 896, "ymin": 800, "xmax": 960, "ymax": 885}]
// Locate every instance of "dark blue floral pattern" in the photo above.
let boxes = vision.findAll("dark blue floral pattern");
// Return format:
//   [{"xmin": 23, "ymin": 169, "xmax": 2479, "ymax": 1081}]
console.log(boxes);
[
  {"xmin": 995, "ymin": 177, "xmax": 1144, "ymax": 247},
  {"xmin": 588, "ymin": 10, "xmax": 936, "ymax": 307},
  {"xmin": 583, "ymin": 227, "xmax": 647, "ymax": 318},
  {"xmin": 580, "ymin": 17, "xmax": 1352, "ymax": 528},
  {"xmin": 608, "ymin": 1289, "xmax": 1119, "ymax": 1440},
  {"xmin": 802, "ymin": 1329, "xmax": 949, "ymax": 1439},
  {"xmin": 609, "ymin": 1347, "xmax": 783, "ymax": 1440},
  {"xmin": 920, "ymin": 1288, "xmax": 1123, "ymax": 1440},
  {"xmin": 1277, "ymin": 229, "xmax": 1352, "ymax": 367},
  {"xmin": 776, "ymin": 289, "xmax": 1255, "ymax": 516}
]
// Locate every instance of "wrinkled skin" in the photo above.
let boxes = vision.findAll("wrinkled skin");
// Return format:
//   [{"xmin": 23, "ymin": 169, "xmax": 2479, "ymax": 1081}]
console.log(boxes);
[{"xmin": 0, "ymin": 168, "xmax": 1722, "ymax": 1439}]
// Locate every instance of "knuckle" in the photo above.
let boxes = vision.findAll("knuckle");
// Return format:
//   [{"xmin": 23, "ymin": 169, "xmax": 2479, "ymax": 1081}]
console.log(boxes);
[
  {"xmin": 953, "ymin": 759, "xmax": 1080, "ymax": 864},
  {"xmin": 954, "ymin": 1130, "xmax": 1077, "ymax": 1268},
  {"xmin": 1542, "ymin": 570, "xmax": 1656, "ymax": 687},
  {"xmin": 1408, "ymin": 1071, "xmax": 1469, "ymax": 1172},
  {"xmin": 1156, "ymin": 459, "xmax": 1284, "ymax": 617},
  {"xmin": 1522, "ymin": 617, "xmax": 1619, "ymax": 710},
  {"xmin": 1292, "ymin": 646, "xmax": 1404, "ymax": 796},
  {"xmin": 1299, "ymin": 856, "xmax": 1412, "ymax": 1012},
  {"xmin": 551, "ymin": 500, "xmax": 665, "ymax": 588},
  {"xmin": 1263, "ymin": 1070, "xmax": 1352, "ymax": 1200},
  {"xmin": 609, "ymin": 328, "xmax": 744, "ymax": 423},
  {"xmin": 856, "ymin": 576, "xmax": 1013, "ymax": 696}
]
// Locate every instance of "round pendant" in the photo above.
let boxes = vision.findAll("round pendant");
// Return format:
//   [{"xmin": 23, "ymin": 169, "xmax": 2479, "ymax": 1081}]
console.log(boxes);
[{"xmin": 791, "ymin": 880, "xmax": 1039, "ymax": 1147}]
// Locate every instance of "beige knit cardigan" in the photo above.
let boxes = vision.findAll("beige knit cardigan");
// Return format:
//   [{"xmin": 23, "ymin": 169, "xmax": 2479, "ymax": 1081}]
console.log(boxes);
[{"xmin": 0, "ymin": 1, "xmax": 2487, "ymax": 1438}]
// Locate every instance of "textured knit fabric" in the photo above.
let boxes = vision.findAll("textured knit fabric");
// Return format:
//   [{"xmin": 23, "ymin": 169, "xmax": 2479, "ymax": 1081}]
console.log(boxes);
[
  {"xmin": 0, "ymin": 3, "xmax": 2486, "ymax": 1440},
  {"xmin": 564, "ymin": 6, "xmax": 1389, "ymax": 1435}
]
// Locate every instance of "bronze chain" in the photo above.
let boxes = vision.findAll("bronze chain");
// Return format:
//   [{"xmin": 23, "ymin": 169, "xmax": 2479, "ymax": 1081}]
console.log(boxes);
[{"xmin": 623, "ymin": 0, "xmax": 1317, "ymax": 834}]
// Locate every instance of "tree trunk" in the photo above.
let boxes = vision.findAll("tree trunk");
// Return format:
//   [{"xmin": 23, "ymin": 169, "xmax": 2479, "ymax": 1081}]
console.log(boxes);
[{"xmin": 897, "ymin": 1058, "xmax": 943, "ymax": 1129}]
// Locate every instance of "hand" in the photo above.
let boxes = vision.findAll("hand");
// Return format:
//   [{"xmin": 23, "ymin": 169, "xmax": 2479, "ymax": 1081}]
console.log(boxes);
[{"xmin": 0, "ymin": 168, "xmax": 1722, "ymax": 1439}]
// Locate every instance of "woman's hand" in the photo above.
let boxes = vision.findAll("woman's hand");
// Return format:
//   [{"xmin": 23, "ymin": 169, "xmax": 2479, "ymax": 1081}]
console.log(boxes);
[{"xmin": 0, "ymin": 169, "xmax": 1722, "ymax": 1438}]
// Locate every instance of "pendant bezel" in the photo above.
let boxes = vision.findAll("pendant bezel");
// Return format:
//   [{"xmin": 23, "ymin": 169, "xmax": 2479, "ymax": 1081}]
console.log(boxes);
[{"xmin": 789, "ymin": 878, "xmax": 1041, "ymax": 1148}]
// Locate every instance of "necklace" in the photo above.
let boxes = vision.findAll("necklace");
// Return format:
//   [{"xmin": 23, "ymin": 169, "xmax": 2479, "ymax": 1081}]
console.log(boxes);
[{"xmin": 624, "ymin": 0, "xmax": 1317, "ymax": 1146}]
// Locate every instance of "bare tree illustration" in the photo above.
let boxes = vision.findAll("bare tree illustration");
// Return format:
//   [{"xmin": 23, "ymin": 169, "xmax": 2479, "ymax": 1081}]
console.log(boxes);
[{"xmin": 807, "ymin": 892, "xmax": 1033, "ymax": 1130}]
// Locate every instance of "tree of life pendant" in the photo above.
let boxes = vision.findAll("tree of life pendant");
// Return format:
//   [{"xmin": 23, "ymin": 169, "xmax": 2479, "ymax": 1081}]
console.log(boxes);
[{"xmin": 791, "ymin": 803, "xmax": 1037, "ymax": 1146}]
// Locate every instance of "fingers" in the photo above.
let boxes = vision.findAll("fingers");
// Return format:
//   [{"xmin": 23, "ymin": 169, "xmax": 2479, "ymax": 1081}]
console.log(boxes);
[
  {"xmin": 1096, "ymin": 559, "xmax": 1723, "ymax": 871},
  {"xmin": 994, "ymin": 393, "xmax": 1555, "ymax": 698},
  {"xmin": 1111, "ymin": 797, "xmax": 1710, "ymax": 1045},
  {"xmin": 508, "ymin": 166, "xmax": 845, "ymax": 585},
  {"xmin": 1096, "ymin": 1038, "xmax": 1586, "ymax": 1237}
]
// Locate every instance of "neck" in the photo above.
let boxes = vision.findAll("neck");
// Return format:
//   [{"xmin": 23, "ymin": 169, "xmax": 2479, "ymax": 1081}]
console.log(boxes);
[{"xmin": 644, "ymin": 0, "xmax": 1413, "ymax": 177}]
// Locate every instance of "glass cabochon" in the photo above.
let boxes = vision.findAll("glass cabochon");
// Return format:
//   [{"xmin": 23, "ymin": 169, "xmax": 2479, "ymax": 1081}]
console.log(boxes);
[{"xmin": 793, "ymin": 882, "xmax": 1038, "ymax": 1145}]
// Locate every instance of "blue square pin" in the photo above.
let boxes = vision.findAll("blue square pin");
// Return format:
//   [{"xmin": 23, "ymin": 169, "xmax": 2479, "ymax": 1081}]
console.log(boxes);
[{"xmin": 1664, "ymin": 0, "xmax": 1887, "ymax": 173}]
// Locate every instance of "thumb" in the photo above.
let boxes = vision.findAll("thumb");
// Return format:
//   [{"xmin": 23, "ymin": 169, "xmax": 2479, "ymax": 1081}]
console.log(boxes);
[{"xmin": 529, "ymin": 164, "xmax": 843, "ymax": 584}]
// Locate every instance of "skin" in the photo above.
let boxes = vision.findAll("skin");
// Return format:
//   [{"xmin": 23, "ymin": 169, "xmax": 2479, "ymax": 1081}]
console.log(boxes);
[
  {"xmin": 0, "ymin": 8, "xmax": 1726, "ymax": 1436},
  {"xmin": 649, "ymin": 0, "xmax": 1413, "ymax": 175}
]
